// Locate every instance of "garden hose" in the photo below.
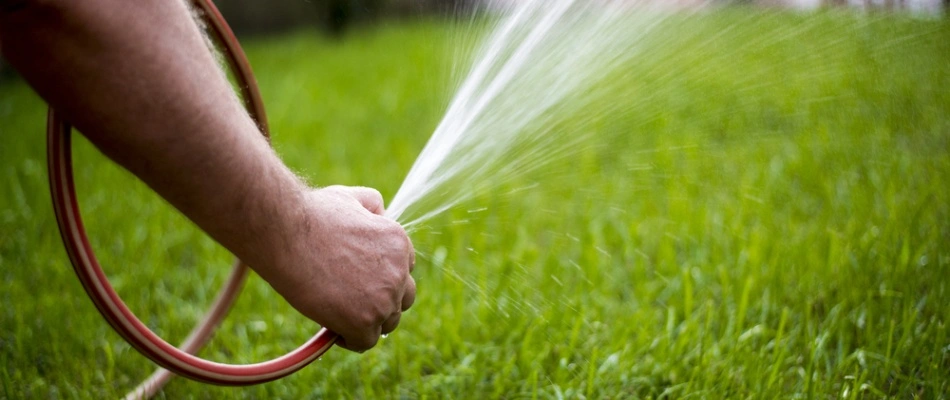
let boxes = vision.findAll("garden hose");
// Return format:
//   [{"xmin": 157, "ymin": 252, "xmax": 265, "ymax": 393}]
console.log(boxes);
[{"xmin": 46, "ymin": 0, "xmax": 337, "ymax": 396}]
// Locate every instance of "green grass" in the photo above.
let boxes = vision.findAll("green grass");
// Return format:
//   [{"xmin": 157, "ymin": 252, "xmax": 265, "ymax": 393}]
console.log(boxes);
[{"xmin": 2, "ymin": 10, "xmax": 949, "ymax": 399}]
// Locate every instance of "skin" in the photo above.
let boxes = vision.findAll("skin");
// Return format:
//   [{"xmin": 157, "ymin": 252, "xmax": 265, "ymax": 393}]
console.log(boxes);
[{"xmin": 0, "ymin": 0, "xmax": 415, "ymax": 352}]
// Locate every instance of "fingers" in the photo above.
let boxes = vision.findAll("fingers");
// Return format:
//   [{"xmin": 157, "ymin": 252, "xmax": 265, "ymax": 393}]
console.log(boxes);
[
  {"xmin": 342, "ymin": 186, "xmax": 385, "ymax": 215},
  {"xmin": 381, "ymin": 312, "xmax": 401, "ymax": 335},
  {"xmin": 407, "ymin": 236, "xmax": 416, "ymax": 272},
  {"xmin": 335, "ymin": 327, "xmax": 380, "ymax": 353},
  {"xmin": 339, "ymin": 276, "xmax": 415, "ymax": 353},
  {"xmin": 307, "ymin": 185, "xmax": 417, "ymax": 354},
  {"xmin": 402, "ymin": 276, "xmax": 416, "ymax": 311}
]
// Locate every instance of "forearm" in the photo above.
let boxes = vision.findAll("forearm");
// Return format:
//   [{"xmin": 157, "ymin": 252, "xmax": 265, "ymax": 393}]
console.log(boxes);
[
  {"xmin": 0, "ymin": 0, "xmax": 306, "ymax": 285},
  {"xmin": 2, "ymin": 0, "xmax": 417, "ymax": 351}
]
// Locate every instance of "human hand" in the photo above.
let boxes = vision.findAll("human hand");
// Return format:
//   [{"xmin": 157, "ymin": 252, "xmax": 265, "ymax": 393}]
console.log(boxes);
[
  {"xmin": 0, "ymin": 0, "xmax": 413, "ymax": 355},
  {"xmin": 261, "ymin": 185, "xmax": 416, "ymax": 352}
]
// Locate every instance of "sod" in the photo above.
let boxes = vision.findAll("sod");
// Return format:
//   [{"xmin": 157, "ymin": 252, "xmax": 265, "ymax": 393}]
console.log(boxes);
[{"xmin": 1, "ymin": 11, "xmax": 948, "ymax": 399}]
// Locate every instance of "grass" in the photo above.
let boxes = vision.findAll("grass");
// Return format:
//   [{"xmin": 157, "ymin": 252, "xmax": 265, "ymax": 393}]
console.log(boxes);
[{"xmin": 1, "ymin": 9, "xmax": 949, "ymax": 399}]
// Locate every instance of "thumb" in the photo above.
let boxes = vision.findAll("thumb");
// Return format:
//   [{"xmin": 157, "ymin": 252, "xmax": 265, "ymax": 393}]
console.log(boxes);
[{"xmin": 344, "ymin": 186, "xmax": 386, "ymax": 215}]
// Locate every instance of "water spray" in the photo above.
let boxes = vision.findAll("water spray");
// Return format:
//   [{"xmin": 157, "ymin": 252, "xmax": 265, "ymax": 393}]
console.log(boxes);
[
  {"xmin": 47, "ymin": 0, "xmax": 335, "ymax": 397},
  {"xmin": 44, "ymin": 0, "xmax": 843, "ymax": 396},
  {"xmin": 47, "ymin": 2, "xmax": 659, "ymax": 395}
]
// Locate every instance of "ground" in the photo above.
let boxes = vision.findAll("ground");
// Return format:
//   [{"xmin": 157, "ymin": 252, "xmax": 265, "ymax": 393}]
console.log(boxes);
[{"xmin": 0, "ymin": 10, "xmax": 948, "ymax": 399}]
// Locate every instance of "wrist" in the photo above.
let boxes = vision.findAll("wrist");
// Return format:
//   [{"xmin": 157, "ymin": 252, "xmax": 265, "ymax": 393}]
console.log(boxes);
[{"xmin": 241, "ymin": 169, "xmax": 317, "ymax": 291}]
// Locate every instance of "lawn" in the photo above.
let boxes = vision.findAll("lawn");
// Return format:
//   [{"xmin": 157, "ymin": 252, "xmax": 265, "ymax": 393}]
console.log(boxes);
[{"xmin": 1, "ymin": 9, "xmax": 949, "ymax": 399}]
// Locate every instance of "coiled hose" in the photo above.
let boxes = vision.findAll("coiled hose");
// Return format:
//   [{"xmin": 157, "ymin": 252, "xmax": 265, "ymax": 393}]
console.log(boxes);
[{"xmin": 46, "ymin": 0, "xmax": 337, "ymax": 397}]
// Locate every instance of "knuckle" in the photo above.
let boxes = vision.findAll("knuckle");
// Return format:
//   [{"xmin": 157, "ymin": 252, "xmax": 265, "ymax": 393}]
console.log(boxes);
[
  {"xmin": 393, "ymin": 267, "xmax": 410, "ymax": 284},
  {"xmin": 364, "ymin": 187, "xmax": 383, "ymax": 202},
  {"xmin": 381, "ymin": 221, "xmax": 406, "ymax": 238},
  {"xmin": 385, "ymin": 256, "xmax": 410, "ymax": 280},
  {"xmin": 364, "ymin": 335, "xmax": 380, "ymax": 350},
  {"xmin": 356, "ymin": 331, "xmax": 380, "ymax": 351},
  {"xmin": 358, "ymin": 306, "xmax": 388, "ymax": 328},
  {"xmin": 383, "ymin": 319, "xmax": 400, "ymax": 334},
  {"xmin": 348, "ymin": 336, "xmax": 377, "ymax": 353},
  {"xmin": 351, "ymin": 186, "xmax": 383, "ymax": 206},
  {"xmin": 402, "ymin": 290, "xmax": 416, "ymax": 311}
]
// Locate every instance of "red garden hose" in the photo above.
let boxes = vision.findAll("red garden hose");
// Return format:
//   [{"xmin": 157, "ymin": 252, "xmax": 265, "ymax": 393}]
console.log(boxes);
[{"xmin": 46, "ymin": 0, "xmax": 336, "ymax": 397}]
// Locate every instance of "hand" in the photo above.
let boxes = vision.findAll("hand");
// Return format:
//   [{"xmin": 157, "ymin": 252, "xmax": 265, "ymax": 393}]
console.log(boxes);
[
  {"xmin": 262, "ymin": 185, "xmax": 416, "ymax": 352},
  {"xmin": 0, "ymin": 0, "xmax": 415, "ymax": 354}
]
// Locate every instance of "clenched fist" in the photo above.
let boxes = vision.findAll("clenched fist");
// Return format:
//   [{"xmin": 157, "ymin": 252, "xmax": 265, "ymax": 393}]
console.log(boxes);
[{"xmin": 262, "ymin": 186, "xmax": 416, "ymax": 352}]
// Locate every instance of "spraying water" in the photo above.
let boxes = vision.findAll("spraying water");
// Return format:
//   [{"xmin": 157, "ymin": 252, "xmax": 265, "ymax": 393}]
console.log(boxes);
[
  {"xmin": 385, "ymin": 0, "xmax": 708, "ymax": 229},
  {"xmin": 382, "ymin": 0, "xmax": 933, "ymax": 235}
]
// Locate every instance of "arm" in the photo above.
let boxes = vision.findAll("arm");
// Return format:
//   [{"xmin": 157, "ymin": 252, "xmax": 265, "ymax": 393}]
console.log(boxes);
[{"xmin": 0, "ymin": 0, "xmax": 415, "ymax": 352}]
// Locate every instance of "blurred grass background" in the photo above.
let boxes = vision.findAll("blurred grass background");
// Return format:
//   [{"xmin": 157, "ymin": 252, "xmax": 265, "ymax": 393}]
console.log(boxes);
[{"xmin": 1, "ymin": 9, "xmax": 949, "ymax": 399}]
